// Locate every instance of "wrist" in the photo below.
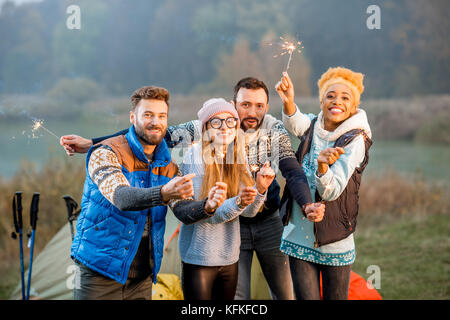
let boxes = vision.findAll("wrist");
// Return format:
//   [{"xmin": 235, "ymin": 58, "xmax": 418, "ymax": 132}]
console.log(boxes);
[
  {"xmin": 160, "ymin": 185, "xmax": 169, "ymax": 203},
  {"xmin": 317, "ymin": 163, "xmax": 328, "ymax": 175},
  {"xmin": 256, "ymin": 185, "xmax": 266, "ymax": 194},
  {"xmin": 204, "ymin": 200, "xmax": 216, "ymax": 214},
  {"xmin": 236, "ymin": 196, "xmax": 246, "ymax": 209},
  {"xmin": 283, "ymin": 100, "xmax": 296, "ymax": 116},
  {"xmin": 301, "ymin": 203, "xmax": 311, "ymax": 217}
]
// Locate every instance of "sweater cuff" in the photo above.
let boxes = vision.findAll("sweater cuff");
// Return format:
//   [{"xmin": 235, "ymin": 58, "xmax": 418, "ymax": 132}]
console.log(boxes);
[
  {"xmin": 172, "ymin": 198, "xmax": 213, "ymax": 225},
  {"xmin": 150, "ymin": 185, "xmax": 165, "ymax": 206},
  {"xmin": 315, "ymin": 168, "xmax": 333, "ymax": 190},
  {"xmin": 282, "ymin": 104, "xmax": 298, "ymax": 118},
  {"xmin": 256, "ymin": 187, "xmax": 268, "ymax": 200},
  {"xmin": 113, "ymin": 185, "xmax": 165, "ymax": 211}
]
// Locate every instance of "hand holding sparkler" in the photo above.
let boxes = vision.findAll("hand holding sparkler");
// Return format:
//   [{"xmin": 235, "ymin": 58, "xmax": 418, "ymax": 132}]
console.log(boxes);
[
  {"xmin": 60, "ymin": 134, "xmax": 93, "ymax": 156},
  {"xmin": 255, "ymin": 162, "xmax": 276, "ymax": 194},
  {"xmin": 205, "ymin": 182, "xmax": 228, "ymax": 213},
  {"xmin": 161, "ymin": 173, "xmax": 196, "ymax": 203},
  {"xmin": 303, "ymin": 202, "xmax": 325, "ymax": 223},
  {"xmin": 317, "ymin": 147, "xmax": 345, "ymax": 175},
  {"xmin": 238, "ymin": 187, "xmax": 258, "ymax": 208},
  {"xmin": 275, "ymin": 72, "xmax": 297, "ymax": 117}
]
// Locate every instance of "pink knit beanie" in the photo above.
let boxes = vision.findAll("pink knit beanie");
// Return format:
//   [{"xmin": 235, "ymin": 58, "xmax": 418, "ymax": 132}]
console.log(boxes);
[{"xmin": 197, "ymin": 98, "xmax": 240, "ymax": 128}]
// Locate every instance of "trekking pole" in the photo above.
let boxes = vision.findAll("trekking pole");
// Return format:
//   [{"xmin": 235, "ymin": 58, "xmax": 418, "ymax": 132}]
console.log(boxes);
[
  {"xmin": 26, "ymin": 192, "xmax": 40, "ymax": 300},
  {"xmin": 11, "ymin": 191, "xmax": 25, "ymax": 300},
  {"xmin": 62, "ymin": 195, "xmax": 79, "ymax": 240}
]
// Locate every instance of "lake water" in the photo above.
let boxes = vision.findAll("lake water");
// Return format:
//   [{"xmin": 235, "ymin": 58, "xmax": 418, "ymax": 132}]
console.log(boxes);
[{"xmin": 1, "ymin": 119, "xmax": 449, "ymax": 185}]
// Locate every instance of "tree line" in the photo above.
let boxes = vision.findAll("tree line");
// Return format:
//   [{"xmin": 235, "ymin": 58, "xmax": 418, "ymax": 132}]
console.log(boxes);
[{"xmin": 0, "ymin": 0, "xmax": 448, "ymax": 98}]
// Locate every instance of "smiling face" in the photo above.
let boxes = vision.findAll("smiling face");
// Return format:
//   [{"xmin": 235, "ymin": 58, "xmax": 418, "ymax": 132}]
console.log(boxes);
[
  {"xmin": 320, "ymin": 83, "xmax": 357, "ymax": 131},
  {"xmin": 205, "ymin": 112, "xmax": 237, "ymax": 146},
  {"xmin": 234, "ymin": 88, "xmax": 269, "ymax": 132},
  {"xmin": 130, "ymin": 99, "xmax": 168, "ymax": 146}
]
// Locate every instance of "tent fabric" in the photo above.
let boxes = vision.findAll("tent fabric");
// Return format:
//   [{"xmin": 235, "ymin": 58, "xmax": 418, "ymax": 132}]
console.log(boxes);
[
  {"xmin": 10, "ymin": 222, "xmax": 75, "ymax": 300},
  {"xmin": 152, "ymin": 274, "xmax": 183, "ymax": 300},
  {"xmin": 348, "ymin": 271, "xmax": 382, "ymax": 300}
]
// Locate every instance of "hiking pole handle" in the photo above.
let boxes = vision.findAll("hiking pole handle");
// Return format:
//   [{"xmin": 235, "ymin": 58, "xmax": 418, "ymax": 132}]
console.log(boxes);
[
  {"xmin": 12, "ymin": 191, "xmax": 25, "ymax": 300},
  {"xmin": 13, "ymin": 191, "xmax": 24, "ymax": 232},
  {"xmin": 63, "ymin": 195, "xmax": 78, "ymax": 220},
  {"xmin": 63, "ymin": 195, "xmax": 78, "ymax": 241},
  {"xmin": 30, "ymin": 193, "xmax": 40, "ymax": 230}
]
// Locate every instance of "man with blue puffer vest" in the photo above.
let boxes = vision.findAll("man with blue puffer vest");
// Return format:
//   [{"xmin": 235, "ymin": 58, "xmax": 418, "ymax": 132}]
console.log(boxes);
[{"xmin": 71, "ymin": 86, "xmax": 226, "ymax": 300}]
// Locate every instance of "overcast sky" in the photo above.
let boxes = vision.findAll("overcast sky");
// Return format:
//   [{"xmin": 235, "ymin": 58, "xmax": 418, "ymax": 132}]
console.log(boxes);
[{"xmin": 0, "ymin": 0, "xmax": 42, "ymax": 10}]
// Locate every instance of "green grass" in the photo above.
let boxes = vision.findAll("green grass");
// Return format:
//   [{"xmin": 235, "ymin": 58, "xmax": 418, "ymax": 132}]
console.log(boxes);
[
  {"xmin": 353, "ymin": 213, "xmax": 449, "ymax": 299},
  {"xmin": 248, "ymin": 212, "xmax": 449, "ymax": 300}
]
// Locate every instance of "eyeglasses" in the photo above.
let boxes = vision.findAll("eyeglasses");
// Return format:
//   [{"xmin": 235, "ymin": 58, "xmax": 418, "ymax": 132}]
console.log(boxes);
[{"xmin": 208, "ymin": 117, "xmax": 238, "ymax": 129}]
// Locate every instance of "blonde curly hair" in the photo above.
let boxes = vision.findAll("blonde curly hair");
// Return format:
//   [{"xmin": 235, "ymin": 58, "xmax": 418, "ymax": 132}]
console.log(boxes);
[{"xmin": 318, "ymin": 67, "xmax": 365, "ymax": 107}]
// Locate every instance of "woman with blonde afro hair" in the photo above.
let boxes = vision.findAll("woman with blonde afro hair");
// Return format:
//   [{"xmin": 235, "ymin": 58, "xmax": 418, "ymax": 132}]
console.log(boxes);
[{"xmin": 275, "ymin": 67, "xmax": 373, "ymax": 300}]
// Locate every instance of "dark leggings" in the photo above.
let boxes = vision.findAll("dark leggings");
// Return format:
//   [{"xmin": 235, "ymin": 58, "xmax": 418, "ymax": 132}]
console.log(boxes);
[
  {"xmin": 182, "ymin": 262, "xmax": 239, "ymax": 300},
  {"xmin": 289, "ymin": 257, "xmax": 352, "ymax": 300}
]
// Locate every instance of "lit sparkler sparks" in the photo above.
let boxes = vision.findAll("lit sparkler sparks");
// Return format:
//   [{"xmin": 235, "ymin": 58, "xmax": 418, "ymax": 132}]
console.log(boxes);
[
  {"xmin": 270, "ymin": 36, "xmax": 304, "ymax": 72},
  {"xmin": 249, "ymin": 164, "xmax": 260, "ymax": 181},
  {"xmin": 31, "ymin": 119, "xmax": 60, "ymax": 140}
]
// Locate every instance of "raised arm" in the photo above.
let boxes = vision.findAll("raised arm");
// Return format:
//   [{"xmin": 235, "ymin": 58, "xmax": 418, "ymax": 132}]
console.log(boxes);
[
  {"xmin": 275, "ymin": 72, "xmax": 312, "ymax": 137},
  {"xmin": 60, "ymin": 129, "xmax": 129, "ymax": 156},
  {"xmin": 92, "ymin": 129, "xmax": 129, "ymax": 145},
  {"xmin": 282, "ymin": 105, "xmax": 313, "ymax": 138},
  {"xmin": 60, "ymin": 120, "xmax": 201, "ymax": 156}
]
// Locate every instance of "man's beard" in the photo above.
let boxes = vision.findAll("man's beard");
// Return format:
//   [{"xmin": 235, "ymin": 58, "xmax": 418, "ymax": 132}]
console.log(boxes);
[
  {"xmin": 241, "ymin": 115, "xmax": 264, "ymax": 132},
  {"xmin": 135, "ymin": 123, "xmax": 166, "ymax": 146}
]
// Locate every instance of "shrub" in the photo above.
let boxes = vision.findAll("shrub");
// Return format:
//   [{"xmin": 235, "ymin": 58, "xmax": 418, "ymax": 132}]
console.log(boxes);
[{"xmin": 415, "ymin": 110, "xmax": 450, "ymax": 145}]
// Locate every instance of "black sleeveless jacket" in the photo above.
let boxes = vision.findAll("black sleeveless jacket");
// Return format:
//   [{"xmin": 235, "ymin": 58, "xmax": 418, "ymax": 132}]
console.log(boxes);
[{"xmin": 280, "ymin": 118, "xmax": 372, "ymax": 247}]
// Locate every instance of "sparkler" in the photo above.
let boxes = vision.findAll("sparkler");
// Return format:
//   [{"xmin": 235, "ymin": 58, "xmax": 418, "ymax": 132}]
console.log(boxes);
[
  {"xmin": 31, "ymin": 119, "xmax": 60, "ymax": 140},
  {"xmin": 249, "ymin": 164, "xmax": 260, "ymax": 181},
  {"xmin": 216, "ymin": 151, "xmax": 225, "ymax": 182},
  {"xmin": 321, "ymin": 131, "xmax": 333, "ymax": 198},
  {"xmin": 270, "ymin": 36, "xmax": 304, "ymax": 72}
]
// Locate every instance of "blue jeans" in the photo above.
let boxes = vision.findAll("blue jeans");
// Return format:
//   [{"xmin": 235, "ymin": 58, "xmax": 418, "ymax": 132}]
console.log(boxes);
[
  {"xmin": 289, "ymin": 257, "xmax": 352, "ymax": 300},
  {"xmin": 234, "ymin": 212, "xmax": 294, "ymax": 300}
]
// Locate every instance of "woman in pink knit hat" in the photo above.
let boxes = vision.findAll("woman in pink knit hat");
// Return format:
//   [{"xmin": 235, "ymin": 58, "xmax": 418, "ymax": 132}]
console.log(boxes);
[{"xmin": 171, "ymin": 97, "xmax": 276, "ymax": 300}]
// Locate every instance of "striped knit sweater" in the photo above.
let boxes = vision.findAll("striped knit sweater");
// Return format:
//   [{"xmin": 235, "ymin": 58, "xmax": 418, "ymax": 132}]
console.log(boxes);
[{"xmin": 177, "ymin": 143, "xmax": 267, "ymax": 266}]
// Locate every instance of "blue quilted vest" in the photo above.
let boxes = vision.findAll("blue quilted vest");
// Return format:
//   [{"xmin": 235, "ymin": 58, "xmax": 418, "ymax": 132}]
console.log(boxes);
[{"xmin": 71, "ymin": 125, "xmax": 177, "ymax": 284}]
